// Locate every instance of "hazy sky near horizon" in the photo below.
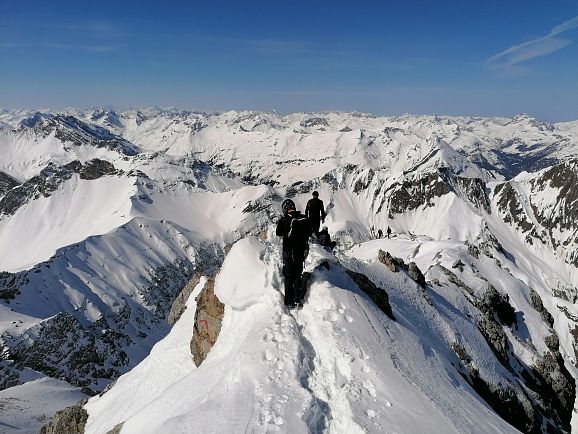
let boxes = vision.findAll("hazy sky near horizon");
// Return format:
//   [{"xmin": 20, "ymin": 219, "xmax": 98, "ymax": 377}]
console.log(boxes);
[{"xmin": 1, "ymin": 1, "xmax": 578, "ymax": 121}]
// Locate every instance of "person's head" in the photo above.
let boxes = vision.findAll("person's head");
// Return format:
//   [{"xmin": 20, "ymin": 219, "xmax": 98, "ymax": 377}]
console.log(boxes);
[
  {"xmin": 282, "ymin": 199, "xmax": 296, "ymax": 215},
  {"xmin": 312, "ymin": 191, "xmax": 319, "ymax": 198}
]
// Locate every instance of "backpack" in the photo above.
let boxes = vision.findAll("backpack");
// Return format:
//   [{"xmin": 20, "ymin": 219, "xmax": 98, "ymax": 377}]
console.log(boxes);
[{"xmin": 288, "ymin": 214, "xmax": 311, "ymax": 248}]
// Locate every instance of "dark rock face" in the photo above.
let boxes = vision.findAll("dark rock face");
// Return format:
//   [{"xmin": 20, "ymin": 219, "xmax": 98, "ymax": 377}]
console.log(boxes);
[
  {"xmin": 7, "ymin": 312, "xmax": 130, "ymax": 395},
  {"xmin": 495, "ymin": 159, "xmax": 578, "ymax": 268},
  {"xmin": 345, "ymin": 270, "xmax": 395, "ymax": 320},
  {"xmin": 168, "ymin": 274, "xmax": 201, "ymax": 325},
  {"xmin": 482, "ymin": 285, "xmax": 516, "ymax": 327},
  {"xmin": 0, "ymin": 159, "xmax": 118, "ymax": 218},
  {"xmin": 352, "ymin": 169, "xmax": 375, "ymax": 194},
  {"xmin": 300, "ymin": 117, "xmax": 329, "ymax": 128},
  {"xmin": 451, "ymin": 259, "xmax": 465, "ymax": 272},
  {"xmin": 388, "ymin": 172, "xmax": 450, "ymax": 217},
  {"xmin": 0, "ymin": 271, "xmax": 28, "ymax": 301},
  {"xmin": 377, "ymin": 250, "xmax": 397, "ymax": 272},
  {"xmin": 495, "ymin": 183, "xmax": 536, "ymax": 234},
  {"xmin": 140, "ymin": 259, "xmax": 195, "ymax": 319},
  {"xmin": 39, "ymin": 400, "xmax": 88, "ymax": 434},
  {"xmin": 407, "ymin": 262, "xmax": 426, "ymax": 288},
  {"xmin": 0, "ymin": 361, "xmax": 20, "ymax": 390},
  {"xmin": 529, "ymin": 289, "xmax": 554, "ymax": 328},
  {"xmin": 387, "ymin": 169, "xmax": 491, "ymax": 217},
  {"xmin": 531, "ymin": 351, "xmax": 575, "ymax": 430},
  {"xmin": 191, "ymin": 278, "xmax": 225, "ymax": 367},
  {"xmin": 0, "ymin": 171, "xmax": 20, "ymax": 197},
  {"xmin": 19, "ymin": 113, "xmax": 138, "ymax": 156},
  {"xmin": 79, "ymin": 159, "xmax": 117, "ymax": 180}
]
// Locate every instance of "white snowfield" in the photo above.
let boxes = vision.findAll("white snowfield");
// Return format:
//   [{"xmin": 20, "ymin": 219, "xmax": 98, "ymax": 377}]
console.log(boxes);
[
  {"xmin": 84, "ymin": 238, "xmax": 518, "ymax": 434},
  {"xmin": 0, "ymin": 108, "xmax": 577, "ymax": 433}
]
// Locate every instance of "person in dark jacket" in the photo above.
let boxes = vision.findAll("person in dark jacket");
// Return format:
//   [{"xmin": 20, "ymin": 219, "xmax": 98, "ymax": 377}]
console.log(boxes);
[
  {"xmin": 317, "ymin": 226, "xmax": 336, "ymax": 251},
  {"xmin": 305, "ymin": 191, "xmax": 326, "ymax": 236},
  {"xmin": 276, "ymin": 199, "xmax": 312, "ymax": 308}
]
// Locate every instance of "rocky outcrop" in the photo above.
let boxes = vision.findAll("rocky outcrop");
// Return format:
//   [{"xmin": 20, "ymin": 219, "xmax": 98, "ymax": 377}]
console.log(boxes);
[
  {"xmin": 377, "ymin": 249, "xmax": 397, "ymax": 272},
  {"xmin": 481, "ymin": 285, "xmax": 516, "ymax": 327},
  {"xmin": 408, "ymin": 262, "xmax": 426, "ymax": 288},
  {"xmin": 377, "ymin": 251, "xmax": 426, "ymax": 289},
  {"xmin": 0, "ymin": 159, "xmax": 119, "ymax": 217},
  {"xmin": 0, "ymin": 171, "xmax": 20, "ymax": 197},
  {"xmin": 39, "ymin": 400, "xmax": 88, "ymax": 434},
  {"xmin": 7, "ymin": 311, "xmax": 131, "ymax": 395},
  {"xmin": 191, "ymin": 278, "xmax": 224, "ymax": 366},
  {"xmin": 529, "ymin": 289, "xmax": 554, "ymax": 328},
  {"xmin": 387, "ymin": 169, "xmax": 491, "ymax": 217},
  {"xmin": 388, "ymin": 172, "xmax": 450, "ymax": 217},
  {"xmin": 451, "ymin": 259, "xmax": 465, "ymax": 272},
  {"xmin": 19, "ymin": 113, "xmax": 138, "ymax": 156},
  {"xmin": 345, "ymin": 270, "xmax": 395, "ymax": 320},
  {"xmin": 78, "ymin": 159, "xmax": 118, "ymax": 180},
  {"xmin": 106, "ymin": 422, "xmax": 124, "ymax": 434},
  {"xmin": 168, "ymin": 274, "xmax": 201, "ymax": 325},
  {"xmin": 300, "ymin": 117, "xmax": 329, "ymax": 128}
]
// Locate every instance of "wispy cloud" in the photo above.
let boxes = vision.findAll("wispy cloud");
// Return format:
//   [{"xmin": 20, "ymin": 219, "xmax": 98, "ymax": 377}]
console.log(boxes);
[
  {"xmin": 488, "ymin": 15, "xmax": 578, "ymax": 70},
  {"xmin": 0, "ymin": 41, "xmax": 120, "ymax": 52},
  {"xmin": 61, "ymin": 21, "xmax": 119, "ymax": 38}
]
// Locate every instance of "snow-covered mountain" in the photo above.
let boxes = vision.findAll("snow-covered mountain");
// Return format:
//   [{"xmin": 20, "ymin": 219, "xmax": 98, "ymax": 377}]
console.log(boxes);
[{"xmin": 0, "ymin": 108, "xmax": 577, "ymax": 433}]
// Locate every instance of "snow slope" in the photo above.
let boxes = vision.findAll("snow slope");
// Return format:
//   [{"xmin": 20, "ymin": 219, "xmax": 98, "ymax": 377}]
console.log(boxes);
[
  {"xmin": 84, "ymin": 238, "xmax": 518, "ymax": 434},
  {"xmin": 0, "ymin": 108, "xmax": 577, "ymax": 433}
]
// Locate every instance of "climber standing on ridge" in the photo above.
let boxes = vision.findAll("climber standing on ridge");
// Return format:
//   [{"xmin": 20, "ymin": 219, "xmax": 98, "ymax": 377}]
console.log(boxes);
[
  {"xmin": 276, "ymin": 199, "xmax": 312, "ymax": 309},
  {"xmin": 305, "ymin": 191, "xmax": 326, "ymax": 236}
]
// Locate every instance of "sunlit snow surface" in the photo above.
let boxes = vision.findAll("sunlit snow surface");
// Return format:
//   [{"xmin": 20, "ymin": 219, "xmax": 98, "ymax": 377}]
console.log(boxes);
[{"xmin": 1, "ymin": 109, "xmax": 577, "ymax": 433}]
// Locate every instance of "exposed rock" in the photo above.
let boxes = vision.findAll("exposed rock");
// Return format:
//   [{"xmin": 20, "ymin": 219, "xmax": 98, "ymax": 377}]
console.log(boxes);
[
  {"xmin": 39, "ymin": 400, "xmax": 88, "ymax": 434},
  {"xmin": 345, "ymin": 270, "xmax": 395, "ymax": 320},
  {"xmin": 388, "ymin": 172, "xmax": 450, "ymax": 217},
  {"xmin": 106, "ymin": 422, "xmax": 124, "ymax": 434},
  {"xmin": 20, "ymin": 113, "xmax": 137, "ymax": 156},
  {"xmin": 141, "ymin": 259, "xmax": 195, "ymax": 319},
  {"xmin": 482, "ymin": 285, "xmax": 516, "ymax": 327},
  {"xmin": 0, "ymin": 360, "xmax": 20, "ymax": 390},
  {"xmin": 437, "ymin": 265, "xmax": 474, "ymax": 295},
  {"xmin": 300, "ymin": 117, "xmax": 329, "ymax": 128},
  {"xmin": 167, "ymin": 274, "xmax": 202, "ymax": 325},
  {"xmin": 352, "ymin": 168, "xmax": 375, "ymax": 194},
  {"xmin": 544, "ymin": 333, "xmax": 559, "ymax": 352},
  {"xmin": 478, "ymin": 316, "xmax": 510, "ymax": 367},
  {"xmin": 531, "ymin": 350, "xmax": 575, "ymax": 432},
  {"xmin": 0, "ymin": 171, "xmax": 20, "ymax": 197},
  {"xmin": 466, "ymin": 370, "xmax": 541, "ymax": 434},
  {"xmin": 79, "ymin": 159, "xmax": 118, "ymax": 180},
  {"xmin": 408, "ymin": 262, "xmax": 426, "ymax": 288},
  {"xmin": 8, "ymin": 311, "xmax": 130, "ymax": 394},
  {"xmin": 377, "ymin": 249, "xmax": 397, "ymax": 272},
  {"xmin": 495, "ymin": 183, "xmax": 534, "ymax": 233},
  {"xmin": 529, "ymin": 289, "xmax": 554, "ymax": 328},
  {"xmin": 191, "ymin": 278, "xmax": 224, "ymax": 366},
  {"xmin": 0, "ymin": 159, "xmax": 119, "ymax": 217},
  {"xmin": 0, "ymin": 270, "xmax": 28, "ymax": 301},
  {"xmin": 451, "ymin": 259, "xmax": 465, "ymax": 272}
]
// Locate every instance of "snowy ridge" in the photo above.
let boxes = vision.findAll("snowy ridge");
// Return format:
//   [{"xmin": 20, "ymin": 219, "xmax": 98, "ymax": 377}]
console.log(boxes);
[
  {"xmin": 0, "ymin": 108, "xmax": 577, "ymax": 433},
  {"xmin": 83, "ymin": 239, "xmax": 518, "ymax": 434}
]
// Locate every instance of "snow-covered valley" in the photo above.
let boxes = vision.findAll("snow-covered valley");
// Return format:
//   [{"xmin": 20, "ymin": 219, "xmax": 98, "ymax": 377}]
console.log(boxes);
[{"xmin": 1, "ymin": 108, "xmax": 577, "ymax": 433}]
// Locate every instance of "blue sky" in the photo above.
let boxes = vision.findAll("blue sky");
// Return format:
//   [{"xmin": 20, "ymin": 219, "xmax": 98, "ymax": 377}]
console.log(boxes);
[{"xmin": 1, "ymin": 1, "xmax": 578, "ymax": 120}]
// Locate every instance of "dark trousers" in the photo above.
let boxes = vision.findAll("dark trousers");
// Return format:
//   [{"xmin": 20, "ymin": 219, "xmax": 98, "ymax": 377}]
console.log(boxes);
[
  {"xmin": 309, "ymin": 218, "xmax": 321, "ymax": 235},
  {"xmin": 282, "ymin": 249, "xmax": 305, "ymax": 306}
]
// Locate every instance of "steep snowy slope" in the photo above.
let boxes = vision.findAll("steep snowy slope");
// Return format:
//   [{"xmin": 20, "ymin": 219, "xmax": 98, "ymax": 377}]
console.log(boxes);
[
  {"xmin": 0, "ymin": 108, "xmax": 577, "ymax": 433},
  {"xmin": 83, "ymin": 238, "xmax": 518, "ymax": 434}
]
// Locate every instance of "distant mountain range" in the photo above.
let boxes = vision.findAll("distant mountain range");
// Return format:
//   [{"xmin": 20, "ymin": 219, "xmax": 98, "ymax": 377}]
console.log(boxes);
[{"xmin": 1, "ymin": 108, "xmax": 577, "ymax": 433}]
